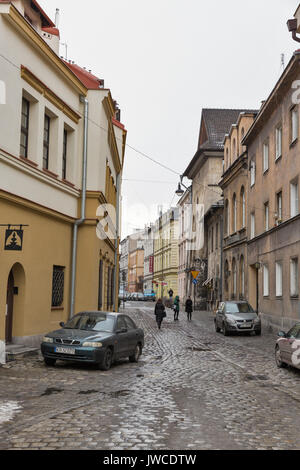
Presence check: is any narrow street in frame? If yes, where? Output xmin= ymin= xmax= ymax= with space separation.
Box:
xmin=1 ymin=303 xmax=300 ymax=450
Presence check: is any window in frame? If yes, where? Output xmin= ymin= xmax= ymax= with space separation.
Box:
xmin=276 ymin=262 xmax=283 ymax=297
xmin=290 ymin=258 xmax=299 ymax=297
xmin=263 ymin=265 xmax=269 ymax=297
xmin=250 ymin=213 xmax=255 ymax=239
xmin=250 ymin=160 xmax=256 ymax=187
xmin=124 ymin=316 xmax=136 ymax=330
xmin=232 ymin=258 xmax=237 ymax=299
xmin=276 ymin=191 xmax=283 ymax=224
xmin=52 ymin=266 xmax=65 ymax=307
xmin=240 ymin=256 xmax=245 ymax=298
xmin=264 ymin=202 xmax=269 ymax=231
xmin=291 ymin=106 xmax=299 ymax=143
xmin=20 ymin=98 xmax=30 ymax=158
xmin=263 ymin=142 xmax=269 ymax=173
xmin=232 ymin=194 xmax=237 ymax=232
xmin=43 ymin=115 xmax=50 ymax=170
xmin=211 ymin=227 xmax=214 ymax=252
xmin=290 ymin=180 xmax=299 ymax=218
xmin=62 ymin=128 xmax=67 ymax=180
xmin=241 ymin=187 xmax=246 ymax=228
xmin=225 ymin=200 xmax=229 ymax=236
xmin=98 ymin=260 xmax=103 ymax=310
xmin=233 ymin=138 xmax=236 ymax=160
xmin=215 ymin=223 xmax=219 ymax=250
xmin=275 ymin=126 xmax=282 ymax=160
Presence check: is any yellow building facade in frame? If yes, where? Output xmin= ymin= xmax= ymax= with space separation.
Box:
xmin=153 ymin=208 xmax=179 ymax=301
xmin=0 ymin=0 xmax=126 ymax=352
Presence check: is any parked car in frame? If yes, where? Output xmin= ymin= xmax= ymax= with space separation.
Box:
xmin=41 ymin=311 xmax=144 ymax=371
xmin=144 ymin=293 xmax=156 ymax=302
xmin=275 ymin=323 xmax=300 ymax=369
xmin=136 ymin=293 xmax=144 ymax=301
xmin=214 ymin=301 xmax=261 ymax=336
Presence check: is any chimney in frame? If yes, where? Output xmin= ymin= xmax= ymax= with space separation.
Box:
xmin=55 ymin=8 xmax=60 ymax=28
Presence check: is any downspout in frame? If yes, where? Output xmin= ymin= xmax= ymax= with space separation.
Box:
xmin=113 ymin=172 xmax=121 ymax=312
xmin=220 ymin=212 xmax=224 ymax=302
xmin=69 ymin=96 xmax=89 ymax=319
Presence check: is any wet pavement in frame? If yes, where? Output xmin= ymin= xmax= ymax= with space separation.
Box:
xmin=1 ymin=302 xmax=300 ymax=450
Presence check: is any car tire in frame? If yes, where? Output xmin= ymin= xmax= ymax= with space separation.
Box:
xmin=215 ymin=320 xmax=221 ymax=333
xmin=99 ymin=348 xmax=113 ymax=371
xmin=44 ymin=358 xmax=56 ymax=367
xmin=223 ymin=323 xmax=230 ymax=336
xmin=129 ymin=343 xmax=142 ymax=363
xmin=275 ymin=345 xmax=287 ymax=369
xmin=255 ymin=329 xmax=262 ymax=336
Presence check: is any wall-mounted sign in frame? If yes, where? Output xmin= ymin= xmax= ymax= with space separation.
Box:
xmin=1 ymin=225 xmax=28 ymax=252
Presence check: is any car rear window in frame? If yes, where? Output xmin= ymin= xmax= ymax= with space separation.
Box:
xmin=226 ymin=303 xmax=254 ymax=313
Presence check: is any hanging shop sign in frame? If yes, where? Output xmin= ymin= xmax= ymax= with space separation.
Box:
xmin=1 ymin=225 xmax=29 ymax=252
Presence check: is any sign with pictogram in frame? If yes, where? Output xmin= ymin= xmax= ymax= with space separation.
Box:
xmin=191 ymin=271 xmax=200 ymax=280
xmin=1 ymin=225 xmax=28 ymax=251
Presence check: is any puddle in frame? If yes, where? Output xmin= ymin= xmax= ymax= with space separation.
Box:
xmin=41 ymin=387 xmax=64 ymax=396
xmin=245 ymin=374 xmax=268 ymax=382
xmin=78 ymin=390 xmax=98 ymax=395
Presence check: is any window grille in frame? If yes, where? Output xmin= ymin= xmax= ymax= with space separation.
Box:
xmin=52 ymin=266 xmax=65 ymax=307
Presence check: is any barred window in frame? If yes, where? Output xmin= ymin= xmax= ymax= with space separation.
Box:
xmin=52 ymin=266 xmax=65 ymax=307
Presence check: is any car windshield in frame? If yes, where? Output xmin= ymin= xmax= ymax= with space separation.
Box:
xmin=226 ymin=303 xmax=254 ymax=314
xmin=64 ymin=313 xmax=115 ymax=332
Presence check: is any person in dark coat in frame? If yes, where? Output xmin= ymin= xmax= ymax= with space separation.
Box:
xmin=185 ymin=296 xmax=193 ymax=321
xmin=173 ymin=296 xmax=180 ymax=321
xmin=154 ymin=298 xmax=166 ymax=329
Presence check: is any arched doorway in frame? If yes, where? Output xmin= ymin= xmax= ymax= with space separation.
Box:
xmin=6 ymin=270 xmax=14 ymax=344
xmin=5 ymin=264 xmax=25 ymax=344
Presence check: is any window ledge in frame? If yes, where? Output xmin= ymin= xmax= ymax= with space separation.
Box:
xmin=43 ymin=168 xmax=58 ymax=179
xmin=19 ymin=156 xmax=38 ymax=168
xmin=51 ymin=306 xmax=64 ymax=311
xmin=275 ymin=155 xmax=282 ymax=163
xmin=290 ymin=138 xmax=298 ymax=149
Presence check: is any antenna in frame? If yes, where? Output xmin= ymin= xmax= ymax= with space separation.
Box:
xmin=60 ymin=42 xmax=68 ymax=60
xmin=280 ymin=53 xmax=285 ymax=72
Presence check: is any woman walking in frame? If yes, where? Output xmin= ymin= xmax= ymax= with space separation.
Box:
xmin=173 ymin=295 xmax=180 ymax=321
xmin=154 ymin=298 xmax=166 ymax=330
xmin=185 ymin=296 xmax=193 ymax=321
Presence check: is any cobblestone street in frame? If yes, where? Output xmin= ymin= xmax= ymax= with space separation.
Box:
xmin=1 ymin=303 xmax=300 ymax=450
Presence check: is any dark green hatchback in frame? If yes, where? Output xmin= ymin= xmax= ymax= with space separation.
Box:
xmin=41 ymin=311 xmax=144 ymax=370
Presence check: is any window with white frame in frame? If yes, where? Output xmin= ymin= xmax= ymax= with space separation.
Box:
xmin=290 ymin=180 xmax=299 ymax=218
xmin=264 ymin=202 xmax=269 ymax=231
xmin=241 ymin=187 xmax=246 ymax=228
xmin=232 ymin=194 xmax=237 ymax=233
xmin=291 ymin=106 xmax=299 ymax=143
xmin=276 ymin=262 xmax=283 ymax=297
xmin=263 ymin=141 xmax=269 ymax=173
xmin=250 ymin=212 xmax=255 ymax=239
xmin=263 ymin=264 xmax=269 ymax=297
xmin=290 ymin=258 xmax=299 ymax=297
xmin=275 ymin=126 xmax=282 ymax=160
xmin=250 ymin=160 xmax=256 ymax=187
xmin=276 ymin=191 xmax=283 ymax=224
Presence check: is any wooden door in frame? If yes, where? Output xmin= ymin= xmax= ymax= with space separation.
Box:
xmin=5 ymin=271 xmax=14 ymax=344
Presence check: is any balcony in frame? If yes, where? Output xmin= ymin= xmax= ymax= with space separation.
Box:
xmin=224 ymin=228 xmax=246 ymax=247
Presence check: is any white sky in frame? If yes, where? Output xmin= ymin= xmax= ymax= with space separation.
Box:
xmin=40 ymin=0 xmax=300 ymax=238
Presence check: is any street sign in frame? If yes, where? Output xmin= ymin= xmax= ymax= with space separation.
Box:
xmin=192 ymin=279 xmax=198 ymax=285
xmin=191 ymin=271 xmax=200 ymax=280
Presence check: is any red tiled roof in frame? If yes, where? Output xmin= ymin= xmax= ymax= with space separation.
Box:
xmin=64 ymin=61 xmax=104 ymax=90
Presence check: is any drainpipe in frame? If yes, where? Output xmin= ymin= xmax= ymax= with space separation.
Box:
xmin=69 ymin=96 xmax=89 ymax=319
xmin=220 ymin=213 xmax=224 ymax=302
xmin=113 ymin=172 xmax=121 ymax=312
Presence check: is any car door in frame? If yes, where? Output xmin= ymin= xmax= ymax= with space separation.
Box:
xmin=115 ymin=316 xmax=130 ymax=359
xmin=124 ymin=316 xmax=139 ymax=354
xmin=281 ymin=324 xmax=300 ymax=365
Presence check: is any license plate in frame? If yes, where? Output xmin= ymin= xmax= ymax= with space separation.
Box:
xmin=55 ymin=347 xmax=76 ymax=355
xmin=240 ymin=324 xmax=252 ymax=329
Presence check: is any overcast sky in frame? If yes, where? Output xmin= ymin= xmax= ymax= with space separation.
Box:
xmin=40 ymin=0 xmax=300 ymax=238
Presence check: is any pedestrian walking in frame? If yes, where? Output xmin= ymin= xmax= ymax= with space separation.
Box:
xmin=185 ymin=296 xmax=193 ymax=321
xmin=154 ymin=298 xmax=166 ymax=330
xmin=173 ymin=295 xmax=180 ymax=321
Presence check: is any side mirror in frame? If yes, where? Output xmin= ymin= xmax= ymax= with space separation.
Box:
xmin=117 ymin=327 xmax=127 ymax=334
xmin=278 ymin=331 xmax=286 ymax=338
xmin=60 ymin=322 xmax=65 ymax=328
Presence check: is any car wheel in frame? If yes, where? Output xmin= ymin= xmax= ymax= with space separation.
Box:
xmin=44 ymin=358 xmax=56 ymax=367
xmin=275 ymin=345 xmax=287 ymax=368
xmin=129 ymin=343 xmax=142 ymax=363
xmin=215 ymin=320 xmax=221 ymax=333
xmin=255 ymin=329 xmax=262 ymax=336
xmin=99 ymin=348 xmax=113 ymax=371
xmin=223 ymin=323 xmax=230 ymax=336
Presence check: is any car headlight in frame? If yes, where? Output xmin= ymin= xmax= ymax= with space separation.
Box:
xmin=226 ymin=317 xmax=236 ymax=326
xmin=43 ymin=337 xmax=53 ymax=343
xmin=82 ymin=342 xmax=103 ymax=348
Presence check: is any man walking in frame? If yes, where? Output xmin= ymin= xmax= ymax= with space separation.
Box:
xmin=173 ymin=295 xmax=180 ymax=321
xmin=185 ymin=296 xmax=193 ymax=321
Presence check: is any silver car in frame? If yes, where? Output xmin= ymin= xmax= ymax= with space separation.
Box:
xmin=275 ymin=323 xmax=300 ymax=369
xmin=215 ymin=301 xmax=261 ymax=336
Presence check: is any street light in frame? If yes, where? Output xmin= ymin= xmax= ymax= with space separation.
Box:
xmin=175 ymin=183 xmax=184 ymax=197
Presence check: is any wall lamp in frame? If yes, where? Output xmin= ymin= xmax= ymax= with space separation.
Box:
xmin=287 ymin=18 xmax=300 ymax=43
